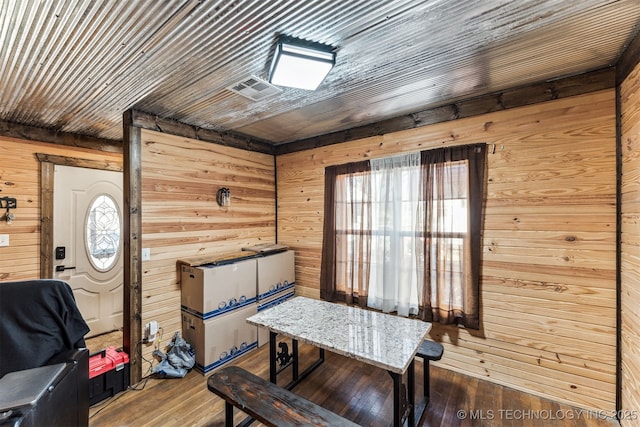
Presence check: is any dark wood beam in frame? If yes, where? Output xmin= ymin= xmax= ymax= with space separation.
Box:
xmin=0 ymin=119 xmax=122 ymax=153
xmin=275 ymin=67 xmax=616 ymax=155
xmin=35 ymin=153 xmax=123 ymax=172
xmin=39 ymin=161 xmax=54 ymax=280
xmin=129 ymin=110 xmax=274 ymax=155
xmin=617 ymin=26 xmax=640 ymax=84
xmin=123 ymin=110 xmax=143 ymax=385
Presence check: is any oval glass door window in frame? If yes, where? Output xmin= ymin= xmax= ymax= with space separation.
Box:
xmin=85 ymin=194 xmax=121 ymax=271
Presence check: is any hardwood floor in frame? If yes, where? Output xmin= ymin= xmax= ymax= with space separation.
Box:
xmin=89 ymin=340 xmax=619 ymax=427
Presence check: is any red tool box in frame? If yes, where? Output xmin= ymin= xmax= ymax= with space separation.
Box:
xmin=88 ymin=346 xmax=130 ymax=405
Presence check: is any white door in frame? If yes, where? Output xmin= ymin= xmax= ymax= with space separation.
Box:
xmin=53 ymin=165 xmax=123 ymax=338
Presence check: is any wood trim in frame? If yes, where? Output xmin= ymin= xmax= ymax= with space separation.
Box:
xmin=39 ymin=161 xmax=54 ymax=279
xmin=274 ymin=67 xmax=616 ymax=155
xmin=36 ymin=154 xmax=125 ymax=279
xmin=128 ymin=110 xmax=274 ymax=155
xmin=616 ymin=27 xmax=640 ymax=84
xmin=615 ymin=82 xmax=623 ymax=418
xmin=35 ymin=153 xmax=123 ymax=172
xmin=123 ymin=110 xmax=143 ymax=384
xmin=1 ymin=120 xmax=122 ymax=153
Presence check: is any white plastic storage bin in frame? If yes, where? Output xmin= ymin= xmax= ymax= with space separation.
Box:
xmin=257 ymin=250 xmax=295 ymax=302
xmin=181 ymin=304 xmax=258 ymax=374
xmin=181 ymin=258 xmax=257 ymax=320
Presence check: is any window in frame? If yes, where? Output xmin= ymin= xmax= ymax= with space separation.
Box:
xmin=85 ymin=194 xmax=121 ymax=271
xmin=321 ymin=144 xmax=486 ymax=328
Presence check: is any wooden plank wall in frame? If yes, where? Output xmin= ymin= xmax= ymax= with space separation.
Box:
xmin=277 ymin=90 xmax=617 ymax=412
xmin=139 ymin=129 xmax=276 ymax=363
xmin=0 ymin=136 xmax=122 ymax=281
xmin=620 ymin=60 xmax=640 ymax=424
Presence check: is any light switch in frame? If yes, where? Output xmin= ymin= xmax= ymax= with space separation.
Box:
xmin=141 ymin=248 xmax=151 ymax=261
xmin=0 ymin=235 xmax=9 ymax=247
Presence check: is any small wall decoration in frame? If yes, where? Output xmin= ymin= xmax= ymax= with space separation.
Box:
xmin=216 ymin=188 xmax=230 ymax=207
xmin=0 ymin=197 xmax=17 ymax=224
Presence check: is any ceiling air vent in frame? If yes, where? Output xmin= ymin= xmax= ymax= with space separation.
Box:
xmin=227 ymin=75 xmax=282 ymax=101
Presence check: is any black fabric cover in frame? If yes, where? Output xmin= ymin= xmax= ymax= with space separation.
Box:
xmin=0 ymin=279 xmax=90 ymax=377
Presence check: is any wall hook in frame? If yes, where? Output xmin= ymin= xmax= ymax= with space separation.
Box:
xmin=0 ymin=197 xmax=17 ymax=224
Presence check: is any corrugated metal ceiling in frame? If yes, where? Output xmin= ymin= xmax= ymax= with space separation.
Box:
xmin=1 ymin=0 xmax=639 ymax=146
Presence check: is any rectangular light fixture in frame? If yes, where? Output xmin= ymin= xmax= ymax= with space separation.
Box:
xmin=269 ymin=36 xmax=335 ymax=91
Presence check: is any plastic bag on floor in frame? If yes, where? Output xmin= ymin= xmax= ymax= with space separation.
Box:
xmin=152 ymin=331 xmax=195 ymax=378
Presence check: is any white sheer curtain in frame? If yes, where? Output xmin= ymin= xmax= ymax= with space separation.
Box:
xmin=334 ymin=170 xmax=371 ymax=302
xmin=367 ymin=152 xmax=421 ymax=317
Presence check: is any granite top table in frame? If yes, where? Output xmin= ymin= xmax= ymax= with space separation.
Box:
xmin=246 ymin=296 xmax=432 ymax=426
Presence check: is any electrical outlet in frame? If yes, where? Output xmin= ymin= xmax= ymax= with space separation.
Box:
xmin=0 ymin=235 xmax=8 ymax=247
xmin=144 ymin=320 xmax=159 ymax=343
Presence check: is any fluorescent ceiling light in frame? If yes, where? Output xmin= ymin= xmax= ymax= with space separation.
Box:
xmin=269 ymin=37 xmax=335 ymax=90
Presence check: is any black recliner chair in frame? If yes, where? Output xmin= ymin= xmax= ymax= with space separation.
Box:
xmin=0 ymin=280 xmax=90 ymax=427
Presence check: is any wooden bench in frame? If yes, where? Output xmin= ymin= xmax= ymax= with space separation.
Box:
xmin=415 ymin=340 xmax=444 ymax=400
xmin=207 ymin=365 xmax=360 ymax=427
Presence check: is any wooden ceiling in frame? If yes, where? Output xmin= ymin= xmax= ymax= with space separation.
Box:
xmin=1 ymin=0 xmax=639 ymax=152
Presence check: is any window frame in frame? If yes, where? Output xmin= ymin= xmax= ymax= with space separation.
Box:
xmin=321 ymin=143 xmax=486 ymax=329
